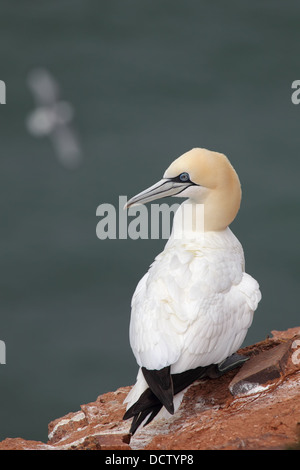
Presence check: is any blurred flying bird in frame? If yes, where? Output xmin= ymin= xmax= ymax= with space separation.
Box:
xmin=123 ymin=148 xmax=261 ymax=434
xmin=26 ymin=68 xmax=82 ymax=169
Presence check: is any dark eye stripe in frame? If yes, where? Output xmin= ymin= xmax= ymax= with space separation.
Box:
xmin=169 ymin=173 xmax=197 ymax=185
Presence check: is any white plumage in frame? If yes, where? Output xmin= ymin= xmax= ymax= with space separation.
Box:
xmin=123 ymin=148 xmax=261 ymax=430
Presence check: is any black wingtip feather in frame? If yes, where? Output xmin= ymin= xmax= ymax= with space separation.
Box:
xmin=142 ymin=366 xmax=174 ymax=415
xmin=123 ymin=388 xmax=161 ymax=421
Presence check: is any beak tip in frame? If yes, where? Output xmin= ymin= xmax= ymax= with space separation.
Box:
xmin=123 ymin=178 xmax=178 ymax=209
xmin=124 ymin=201 xmax=140 ymax=209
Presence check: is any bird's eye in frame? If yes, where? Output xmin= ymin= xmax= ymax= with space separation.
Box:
xmin=179 ymin=172 xmax=190 ymax=182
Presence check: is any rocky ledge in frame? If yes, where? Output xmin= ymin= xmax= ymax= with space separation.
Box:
xmin=1 ymin=327 xmax=300 ymax=451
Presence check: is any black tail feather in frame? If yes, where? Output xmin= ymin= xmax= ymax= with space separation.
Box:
xmin=123 ymin=387 xmax=160 ymax=421
xmin=142 ymin=366 xmax=174 ymax=415
xmin=129 ymin=410 xmax=151 ymax=435
xmin=129 ymin=404 xmax=162 ymax=434
xmin=172 ymin=364 xmax=213 ymax=393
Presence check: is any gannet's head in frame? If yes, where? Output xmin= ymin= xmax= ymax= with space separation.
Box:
xmin=125 ymin=148 xmax=242 ymax=231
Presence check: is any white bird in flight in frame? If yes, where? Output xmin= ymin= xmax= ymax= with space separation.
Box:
xmin=123 ymin=148 xmax=261 ymax=434
xmin=26 ymin=68 xmax=82 ymax=169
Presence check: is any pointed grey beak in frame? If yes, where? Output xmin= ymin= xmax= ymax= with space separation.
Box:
xmin=124 ymin=178 xmax=192 ymax=209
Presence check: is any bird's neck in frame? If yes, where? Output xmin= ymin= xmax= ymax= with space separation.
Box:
xmin=172 ymin=185 xmax=241 ymax=238
xmin=171 ymin=200 xmax=204 ymax=240
xmin=202 ymin=184 xmax=241 ymax=232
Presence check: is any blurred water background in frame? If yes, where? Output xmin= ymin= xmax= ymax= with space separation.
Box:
xmin=0 ymin=0 xmax=299 ymax=442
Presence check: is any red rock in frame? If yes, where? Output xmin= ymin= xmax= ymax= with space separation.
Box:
xmin=46 ymin=387 xmax=132 ymax=450
xmin=271 ymin=326 xmax=300 ymax=340
xmin=96 ymin=434 xmax=131 ymax=450
xmin=0 ymin=438 xmax=55 ymax=450
xmin=229 ymin=340 xmax=292 ymax=396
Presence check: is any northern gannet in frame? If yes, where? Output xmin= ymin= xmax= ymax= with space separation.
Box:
xmin=123 ymin=148 xmax=261 ymax=434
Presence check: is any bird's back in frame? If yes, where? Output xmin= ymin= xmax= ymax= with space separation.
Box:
xmin=129 ymin=228 xmax=261 ymax=373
